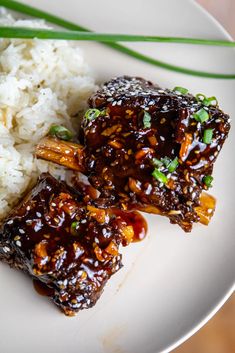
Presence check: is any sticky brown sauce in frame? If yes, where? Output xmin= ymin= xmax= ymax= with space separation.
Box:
xmin=71 ymin=178 xmax=98 ymax=201
xmin=33 ymin=279 xmax=54 ymax=297
xmin=72 ymin=179 xmax=148 ymax=242
xmin=113 ymin=210 xmax=148 ymax=243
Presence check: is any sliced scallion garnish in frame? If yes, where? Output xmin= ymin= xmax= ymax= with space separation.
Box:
xmin=152 ymin=158 xmax=163 ymax=167
xmin=49 ymin=125 xmax=73 ymax=141
xmin=173 ymin=86 xmax=189 ymax=95
xmin=203 ymin=129 xmax=213 ymax=144
xmin=85 ymin=108 xmax=101 ymax=121
xmin=71 ymin=221 xmax=79 ymax=235
xmin=143 ymin=111 xmax=151 ymax=128
xmin=160 ymin=157 xmax=171 ymax=167
xmin=195 ymin=93 xmax=207 ymax=102
xmin=196 ymin=94 xmax=218 ymax=107
xmin=1 ymin=0 xmax=235 ymax=79
xmin=152 ymin=168 xmax=168 ymax=184
xmin=193 ymin=108 xmax=209 ymax=123
xmin=167 ymin=157 xmax=179 ymax=173
xmin=203 ymin=175 xmax=213 ymax=188
xmin=203 ymin=96 xmax=218 ymax=107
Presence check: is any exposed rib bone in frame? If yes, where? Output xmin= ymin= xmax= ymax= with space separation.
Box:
xmin=36 ymin=137 xmax=216 ymax=226
xmin=35 ymin=137 xmax=85 ymax=172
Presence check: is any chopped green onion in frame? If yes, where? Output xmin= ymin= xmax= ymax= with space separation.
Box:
xmin=196 ymin=94 xmax=218 ymax=107
xmin=167 ymin=157 xmax=179 ymax=173
xmin=161 ymin=157 xmax=171 ymax=167
xmin=152 ymin=168 xmax=168 ymax=184
xmin=49 ymin=125 xmax=73 ymax=141
xmin=152 ymin=158 xmax=163 ymax=167
xmin=203 ymin=129 xmax=213 ymax=144
xmin=203 ymin=96 xmax=218 ymax=107
xmin=173 ymin=86 xmax=189 ymax=95
xmin=71 ymin=221 xmax=79 ymax=235
xmin=143 ymin=111 xmax=151 ymax=128
xmin=193 ymin=108 xmax=209 ymax=123
xmin=85 ymin=108 xmax=101 ymax=121
xmin=203 ymin=175 xmax=213 ymax=188
xmin=195 ymin=93 xmax=207 ymax=102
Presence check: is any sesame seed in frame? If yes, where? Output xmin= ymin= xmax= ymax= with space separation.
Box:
xmin=16 ymin=241 xmax=22 ymax=247
xmin=3 ymin=246 xmax=10 ymax=253
xmin=145 ymin=184 xmax=152 ymax=195
xmin=168 ymin=210 xmax=182 ymax=215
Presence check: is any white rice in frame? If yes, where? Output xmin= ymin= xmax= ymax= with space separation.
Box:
xmin=0 ymin=10 xmax=96 ymax=219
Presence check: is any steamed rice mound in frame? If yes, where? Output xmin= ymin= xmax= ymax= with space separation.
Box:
xmin=0 ymin=11 xmax=96 ymax=218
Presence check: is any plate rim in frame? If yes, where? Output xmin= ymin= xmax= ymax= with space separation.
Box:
xmin=0 ymin=1 xmax=234 ymax=353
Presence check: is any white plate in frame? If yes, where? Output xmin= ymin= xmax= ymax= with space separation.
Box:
xmin=0 ymin=1 xmax=234 ymax=353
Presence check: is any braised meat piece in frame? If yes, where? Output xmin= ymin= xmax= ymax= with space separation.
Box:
xmin=36 ymin=76 xmax=230 ymax=231
xmin=0 ymin=173 xmax=136 ymax=316
xmin=81 ymin=76 xmax=229 ymax=231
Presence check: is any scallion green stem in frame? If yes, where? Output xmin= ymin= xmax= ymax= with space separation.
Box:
xmin=1 ymin=0 xmax=235 ymax=79
xmin=0 ymin=26 xmax=235 ymax=46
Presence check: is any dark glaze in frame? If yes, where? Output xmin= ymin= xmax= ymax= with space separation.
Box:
xmin=71 ymin=178 xmax=148 ymax=243
xmin=0 ymin=173 xmax=142 ymax=316
xmin=71 ymin=177 xmax=99 ymax=203
xmin=81 ymin=76 xmax=230 ymax=231
xmin=33 ymin=279 xmax=54 ymax=297
xmin=112 ymin=210 xmax=147 ymax=243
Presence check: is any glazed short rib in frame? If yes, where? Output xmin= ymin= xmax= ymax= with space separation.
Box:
xmin=0 ymin=173 xmax=134 ymax=316
xmin=82 ymin=76 xmax=230 ymax=231
xmin=36 ymin=76 xmax=230 ymax=231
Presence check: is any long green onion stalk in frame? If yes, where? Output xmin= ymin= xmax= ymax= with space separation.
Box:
xmin=0 ymin=0 xmax=235 ymax=79
xmin=0 ymin=26 xmax=235 ymax=46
